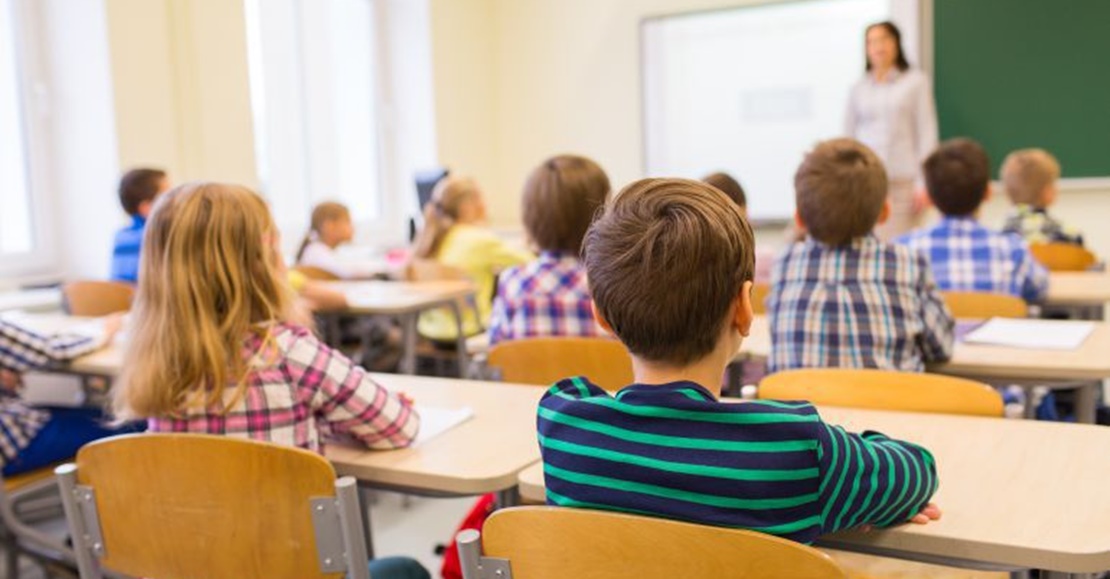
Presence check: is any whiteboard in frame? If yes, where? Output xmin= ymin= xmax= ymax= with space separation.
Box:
xmin=642 ymin=0 xmax=920 ymax=221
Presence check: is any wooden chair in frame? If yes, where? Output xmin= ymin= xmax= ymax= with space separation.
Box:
xmin=1029 ymin=242 xmax=1097 ymax=272
xmin=940 ymin=291 xmax=1028 ymax=319
xmin=457 ymin=506 xmax=846 ymax=579
xmin=293 ymin=264 xmax=342 ymax=281
xmin=487 ymin=337 xmax=633 ymax=391
xmin=0 ymin=464 xmax=75 ymax=578
xmin=61 ymin=281 xmax=134 ymax=316
xmin=751 ymin=282 xmax=770 ymax=315
xmin=56 ymin=433 xmax=370 ymax=579
xmin=759 ymin=368 xmax=1003 ymax=417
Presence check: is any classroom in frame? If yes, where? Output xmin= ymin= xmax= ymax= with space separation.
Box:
xmin=1 ymin=0 xmax=1108 ymax=578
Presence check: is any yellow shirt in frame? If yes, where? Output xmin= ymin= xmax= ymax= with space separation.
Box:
xmin=418 ymin=224 xmax=534 ymax=341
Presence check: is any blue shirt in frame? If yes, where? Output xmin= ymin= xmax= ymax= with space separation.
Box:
xmin=110 ymin=215 xmax=146 ymax=283
xmin=768 ymin=235 xmax=953 ymax=374
xmin=897 ymin=217 xmax=1049 ymax=303
xmin=537 ymin=377 xmax=939 ymax=544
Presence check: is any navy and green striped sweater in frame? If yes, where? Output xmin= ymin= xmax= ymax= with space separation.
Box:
xmin=537 ymin=377 xmax=938 ymax=544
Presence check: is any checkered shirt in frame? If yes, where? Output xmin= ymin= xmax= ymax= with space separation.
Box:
xmin=148 ymin=322 xmax=420 ymax=454
xmin=0 ymin=319 xmax=108 ymax=465
xmin=897 ymin=217 xmax=1049 ymax=303
xmin=768 ymin=235 xmax=954 ymax=373
xmin=488 ymin=251 xmax=603 ymax=345
xmin=1002 ymin=205 xmax=1084 ymax=247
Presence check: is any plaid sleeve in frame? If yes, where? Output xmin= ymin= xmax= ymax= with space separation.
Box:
xmin=0 ymin=320 xmax=105 ymax=373
xmin=914 ymin=254 xmax=954 ymax=363
xmin=816 ymin=421 xmax=939 ymax=534
xmin=285 ymin=329 xmax=420 ymax=449
xmin=1014 ymin=245 xmax=1050 ymax=303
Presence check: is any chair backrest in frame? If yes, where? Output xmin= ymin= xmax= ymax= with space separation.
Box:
xmin=56 ymin=434 xmax=368 ymax=579
xmin=759 ymin=368 xmax=1004 ymax=417
xmin=62 ymin=281 xmax=134 ymax=316
xmin=940 ymin=291 xmax=1028 ymax=319
xmin=458 ymin=506 xmax=845 ymax=579
xmin=751 ymin=282 xmax=770 ymax=315
xmin=1029 ymin=242 xmax=1097 ymax=272
xmin=404 ymin=258 xmax=470 ymax=282
xmin=487 ymin=337 xmax=633 ymax=391
xmin=293 ymin=265 xmax=342 ymax=281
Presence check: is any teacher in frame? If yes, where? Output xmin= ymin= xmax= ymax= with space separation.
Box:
xmin=845 ymin=21 xmax=938 ymax=240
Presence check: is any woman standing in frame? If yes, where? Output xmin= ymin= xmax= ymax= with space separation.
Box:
xmin=845 ymin=21 xmax=938 ymax=240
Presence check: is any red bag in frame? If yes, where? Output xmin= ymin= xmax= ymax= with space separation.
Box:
xmin=440 ymin=493 xmax=496 ymax=579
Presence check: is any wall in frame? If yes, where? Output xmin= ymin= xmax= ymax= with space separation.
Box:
xmin=427 ymin=0 xmax=1110 ymax=258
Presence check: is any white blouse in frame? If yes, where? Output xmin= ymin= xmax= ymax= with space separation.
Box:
xmin=297 ymin=240 xmax=379 ymax=279
xmin=844 ymin=68 xmax=938 ymax=182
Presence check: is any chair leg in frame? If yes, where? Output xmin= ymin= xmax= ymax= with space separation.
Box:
xmin=5 ymin=544 xmax=18 ymax=579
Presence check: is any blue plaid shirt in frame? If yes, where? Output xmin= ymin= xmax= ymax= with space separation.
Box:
xmin=488 ymin=251 xmax=602 ymax=345
xmin=768 ymin=235 xmax=954 ymax=373
xmin=897 ymin=217 xmax=1049 ymax=303
xmin=110 ymin=215 xmax=146 ymax=283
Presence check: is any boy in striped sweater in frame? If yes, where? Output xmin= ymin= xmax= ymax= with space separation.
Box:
xmin=536 ymin=177 xmax=941 ymax=544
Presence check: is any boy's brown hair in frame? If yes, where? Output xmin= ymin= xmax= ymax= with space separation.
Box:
xmin=702 ymin=172 xmax=747 ymax=209
xmin=923 ymin=138 xmax=991 ymax=217
xmin=795 ymin=139 xmax=888 ymax=246
xmin=583 ymin=178 xmax=754 ymax=366
xmin=1000 ymin=148 xmax=1060 ymax=207
xmin=119 ymin=168 xmax=167 ymax=216
xmin=522 ymin=155 xmax=610 ymax=254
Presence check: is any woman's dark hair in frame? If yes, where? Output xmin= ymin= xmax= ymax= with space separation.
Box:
xmin=865 ymin=21 xmax=910 ymax=72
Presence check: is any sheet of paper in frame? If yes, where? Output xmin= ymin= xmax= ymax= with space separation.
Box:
xmin=413 ymin=404 xmax=474 ymax=446
xmin=0 ymin=311 xmax=105 ymax=338
xmin=962 ymin=318 xmax=1095 ymax=351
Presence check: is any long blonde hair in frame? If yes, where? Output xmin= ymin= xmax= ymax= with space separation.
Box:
xmin=412 ymin=176 xmax=480 ymax=259
xmin=115 ymin=182 xmax=295 ymax=420
xmin=295 ymin=201 xmax=351 ymax=262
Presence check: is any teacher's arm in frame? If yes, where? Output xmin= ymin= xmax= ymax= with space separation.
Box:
xmin=843 ymin=84 xmax=859 ymax=137
xmin=915 ymin=74 xmax=939 ymax=164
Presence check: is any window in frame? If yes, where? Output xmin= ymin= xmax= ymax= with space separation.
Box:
xmin=0 ymin=0 xmax=38 ymax=264
xmin=245 ymin=0 xmax=387 ymax=248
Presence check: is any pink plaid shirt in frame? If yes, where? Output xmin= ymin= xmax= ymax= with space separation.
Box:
xmin=148 ymin=322 xmax=419 ymax=454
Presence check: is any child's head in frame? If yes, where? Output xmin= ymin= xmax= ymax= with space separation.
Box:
xmin=522 ymin=155 xmax=610 ymax=254
xmin=1001 ymin=148 xmax=1060 ymax=209
xmin=413 ymin=176 xmax=486 ymax=258
xmin=119 ymin=168 xmax=170 ymax=218
xmin=117 ymin=182 xmax=294 ymax=420
xmin=923 ymin=138 xmax=991 ymax=218
xmin=584 ymin=178 xmax=755 ymax=368
xmin=701 ymin=172 xmax=747 ymax=213
xmin=296 ymin=202 xmax=352 ymax=261
xmin=794 ymin=138 xmax=889 ymax=246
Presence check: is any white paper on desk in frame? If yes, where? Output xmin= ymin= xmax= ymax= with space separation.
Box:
xmin=962 ymin=318 xmax=1095 ymax=350
xmin=413 ymin=405 xmax=474 ymax=446
xmin=0 ymin=311 xmax=106 ymax=338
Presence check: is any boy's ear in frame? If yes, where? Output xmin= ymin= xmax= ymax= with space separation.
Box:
xmin=983 ymin=182 xmax=993 ymax=203
xmin=734 ymin=281 xmax=754 ymax=338
xmin=876 ymin=198 xmax=892 ymax=225
xmin=793 ymin=210 xmax=806 ymax=232
xmin=591 ymin=301 xmax=616 ymax=337
xmin=137 ymin=200 xmax=154 ymax=218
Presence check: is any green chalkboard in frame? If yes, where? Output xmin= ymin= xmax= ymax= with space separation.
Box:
xmin=934 ymin=0 xmax=1110 ymax=178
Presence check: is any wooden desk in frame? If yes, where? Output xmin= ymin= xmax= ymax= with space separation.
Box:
xmin=326 ymin=374 xmax=543 ymax=498
xmin=0 ymin=288 xmax=62 ymax=313
xmin=740 ymin=315 xmax=1110 ymax=423
xmin=517 ymin=407 xmax=1110 ymax=574
xmin=321 ymin=280 xmax=477 ymax=375
xmin=1046 ymin=272 xmax=1110 ymax=319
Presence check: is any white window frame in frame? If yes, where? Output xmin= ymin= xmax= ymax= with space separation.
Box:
xmin=0 ymin=0 xmax=58 ymax=280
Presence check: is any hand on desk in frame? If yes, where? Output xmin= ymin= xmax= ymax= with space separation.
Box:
xmin=102 ymin=313 xmax=124 ymax=342
xmin=857 ymin=503 xmax=942 ymax=532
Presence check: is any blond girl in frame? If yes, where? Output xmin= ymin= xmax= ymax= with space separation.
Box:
xmin=115 ymin=183 xmax=419 ymax=452
xmin=412 ymin=177 xmax=533 ymax=340
xmin=295 ymin=201 xmax=380 ymax=279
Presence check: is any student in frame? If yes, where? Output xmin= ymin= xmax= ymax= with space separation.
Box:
xmin=0 ymin=315 xmax=138 ymax=476
xmin=113 ymin=183 xmax=427 ymax=579
xmin=488 ymin=155 xmax=608 ymax=345
xmin=898 ymin=138 xmax=1049 ymax=303
xmin=1000 ymin=148 xmax=1083 ymax=246
xmin=412 ymin=176 xmax=533 ymax=341
xmin=702 ymin=171 xmax=776 ymax=284
xmin=768 ymin=139 xmax=953 ymax=373
xmin=111 ymin=168 xmax=170 ymax=283
xmin=296 ymin=201 xmax=380 ymax=279
xmin=537 ymin=177 xmax=940 ymax=544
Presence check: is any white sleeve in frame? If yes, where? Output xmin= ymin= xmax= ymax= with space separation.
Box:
xmin=844 ymin=83 xmax=860 ymax=137
xmin=914 ymin=72 xmax=939 ymax=166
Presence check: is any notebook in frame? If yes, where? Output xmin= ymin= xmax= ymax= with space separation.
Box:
xmin=961 ymin=318 xmax=1095 ymax=351
xmin=412 ymin=404 xmax=474 ymax=446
